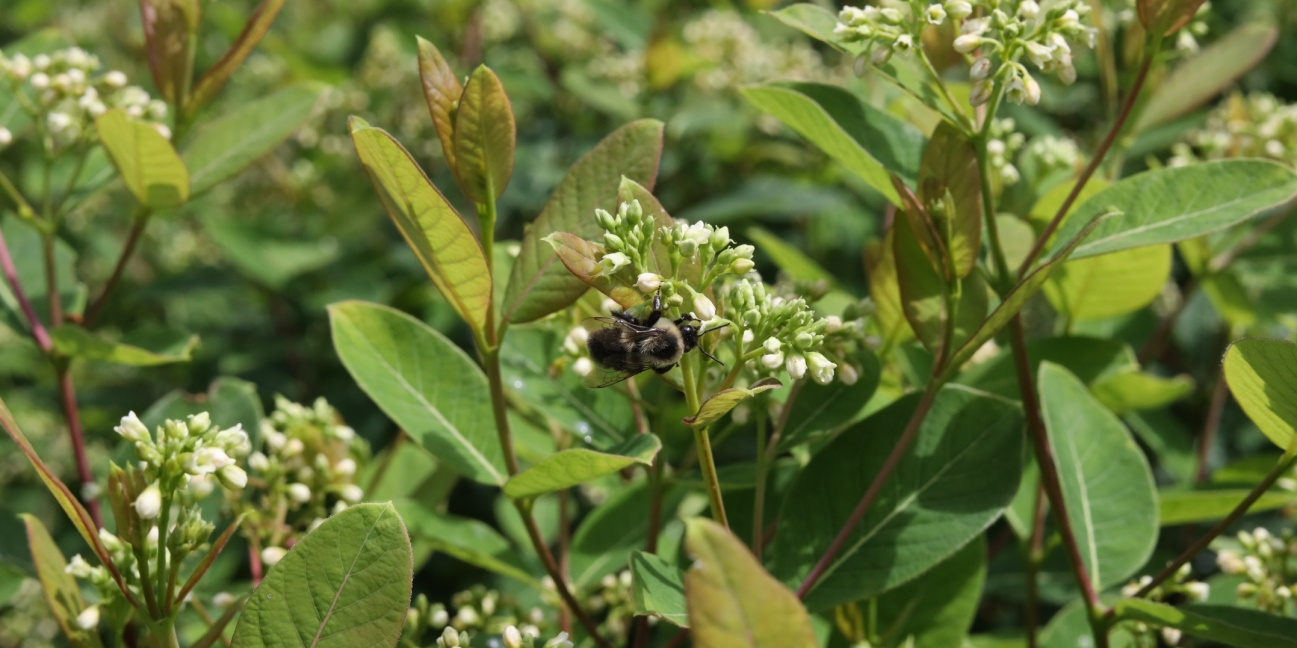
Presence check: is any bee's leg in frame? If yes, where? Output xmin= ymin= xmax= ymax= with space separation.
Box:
xmin=653 ymin=365 xmax=673 ymax=374
xmin=673 ymin=311 xmax=698 ymax=326
xmin=643 ymin=291 xmax=663 ymax=327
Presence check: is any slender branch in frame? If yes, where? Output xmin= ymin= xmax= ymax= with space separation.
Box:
xmin=1017 ymin=53 xmax=1154 ymax=276
xmin=1135 ymin=451 xmax=1297 ymax=598
xmin=1025 ymin=480 xmax=1047 ymax=648
xmin=0 ymin=169 xmax=40 ymax=221
xmin=557 ymin=487 xmax=572 ymax=635
xmin=484 ymin=347 xmax=521 ymax=476
xmin=57 ymin=368 xmax=103 ymax=528
xmin=518 ymin=504 xmax=612 ymax=648
xmin=795 ymin=380 xmax=941 ymax=599
xmin=1197 ymin=367 xmax=1229 ymax=484
xmin=53 ymin=147 xmax=91 ymax=217
xmin=248 ymin=536 xmax=264 ymax=587
xmin=42 ymin=232 xmax=63 ymax=326
xmin=0 ymin=225 xmax=53 ymax=352
xmin=85 ymin=208 xmax=152 ymax=327
xmin=681 ymin=351 xmax=728 ymax=527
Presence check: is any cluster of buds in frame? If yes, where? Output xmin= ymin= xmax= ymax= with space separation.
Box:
xmin=1119 ymin=564 xmax=1211 ymax=646
xmin=1169 ymin=93 xmax=1297 ymax=168
xmin=681 ymin=10 xmax=843 ymax=94
xmin=984 ymin=117 xmax=1026 ymax=186
xmin=835 ymin=1 xmax=976 ymax=66
xmin=234 ymin=396 xmax=369 ymax=567
xmin=1217 ymin=528 xmax=1296 ymax=615
xmin=1022 ymin=134 xmax=1081 ymax=180
xmin=593 ymin=199 xmax=659 ymax=280
xmin=115 ymin=411 xmax=251 ymax=499
xmin=0 ymin=46 xmax=168 ymax=150
xmin=723 ymin=278 xmax=838 ymax=385
xmin=587 ymin=570 xmax=638 ymax=641
xmin=405 ymin=587 xmax=559 ymax=648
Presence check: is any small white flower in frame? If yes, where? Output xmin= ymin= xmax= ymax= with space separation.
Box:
xmin=66 ymin=68 xmax=86 ymax=85
xmin=185 ymin=446 xmax=231 ymax=475
xmin=824 ymin=315 xmax=843 ymax=334
xmin=341 ymin=484 xmax=364 ymax=503
xmin=970 ymin=80 xmax=994 ymax=106
xmin=595 ymin=251 xmax=631 ymax=276
xmin=741 ymin=329 xmax=754 ymax=345
xmin=1023 ymin=74 xmax=1042 ymax=105
xmin=189 ymin=473 xmax=216 ymax=498
xmin=285 ymin=438 xmax=305 ymax=456
xmin=953 ymin=34 xmax=981 ymax=54
xmin=65 ymin=554 xmax=95 ymax=578
xmin=1185 ymin=581 xmax=1210 ymax=602
xmin=926 ymin=4 xmax=947 ymax=25
xmin=1216 ymin=549 xmax=1245 ymax=574
xmin=1005 ymin=76 xmax=1028 ymax=104
xmin=894 ymin=33 xmax=914 ymax=51
xmin=969 ymin=57 xmax=992 ymax=81
xmin=761 ymin=352 xmax=785 ymax=370
xmin=0 ymin=127 xmax=11 ymax=146
xmin=870 ymin=46 xmax=892 ymax=66
xmin=786 ymin=355 xmax=807 ymax=380
xmin=544 ymin=632 xmax=574 ymax=648
xmin=1265 ymin=139 xmax=1285 ymax=157
xmin=431 ymin=607 xmax=450 ymax=627
xmin=217 ymin=465 xmax=247 ymax=490
xmin=839 ymin=363 xmax=859 ymax=385
xmin=806 ymin=352 xmax=837 ymax=385
xmin=944 ymin=0 xmax=972 ymax=20
xmin=115 ymin=412 xmax=151 ymax=444
xmin=1019 ymin=1 xmax=1040 ymax=20
xmin=248 ymin=452 xmax=270 ymax=472
xmin=441 ymin=627 xmax=462 ymax=647
xmin=261 ymin=546 xmax=287 ymax=567
xmin=334 ymin=425 xmax=355 ymax=442
xmin=693 ymin=294 xmax=716 ymax=321
xmin=153 ymin=123 xmax=172 ymax=140
xmin=104 ymin=70 xmax=127 ymax=88
xmin=573 ymin=356 xmax=594 ymax=377
xmin=265 ymin=429 xmax=287 ymax=451
xmin=29 ymin=71 xmax=50 ymax=89
xmin=288 ymin=483 xmax=312 ymax=503
xmin=215 ymin=425 xmax=251 ymax=457
xmin=213 ymin=592 xmax=236 ymax=609
xmin=1243 ymin=555 xmax=1265 ymax=581
xmin=1057 ymin=9 xmax=1080 ymax=29
xmin=135 ymin=484 xmax=162 ymax=519
xmin=76 ymin=605 xmax=99 ymax=630
xmin=1161 ymin=627 xmax=1182 ymax=646
xmin=961 ymin=17 xmax=989 ymax=35
xmin=1058 ymin=63 xmax=1078 ymax=85
xmin=1025 ymin=41 xmax=1055 ymax=68
xmin=503 ymin=625 xmax=524 ymax=648
xmin=635 ymin=272 xmax=662 ymax=293
xmin=32 ymin=54 xmax=50 ymax=70
xmin=8 ymin=55 xmax=31 ymax=79
xmin=335 ymin=458 xmax=357 ymax=477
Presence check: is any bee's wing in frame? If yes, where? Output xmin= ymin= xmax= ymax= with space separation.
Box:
xmin=583 ymin=316 xmax=635 ymax=333
xmin=582 ymin=364 xmax=645 ymax=389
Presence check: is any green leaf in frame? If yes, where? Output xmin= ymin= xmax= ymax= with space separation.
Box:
xmin=542 ymin=232 xmax=642 ymax=309
xmin=504 ymin=435 xmax=661 ymax=499
xmin=349 ymin=117 xmax=492 ymax=331
xmin=893 ymin=208 xmax=948 ymax=352
xmin=741 ymin=82 xmax=924 ymax=205
xmin=1050 ymin=160 xmax=1297 ymax=260
xmin=684 ymin=377 xmax=782 ymax=429
xmin=416 ymin=36 xmax=463 ymax=175
xmin=772 ymin=385 xmax=1024 ymax=611
xmin=140 ymin=0 xmax=199 ymax=107
xmin=631 ymin=550 xmax=688 ymax=627
xmin=684 ymin=518 xmax=818 ymax=647
xmin=1113 ymin=599 xmax=1297 ymax=648
xmin=875 ymin=536 xmax=985 ymax=648
xmin=570 ymin=482 xmax=685 ymax=589
xmin=141 ymin=377 xmax=264 ymax=442
xmin=865 ymin=230 xmax=915 ymax=346
xmin=328 ymin=300 xmax=507 ymax=485
xmin=51 ymin=326 xmax=198 ymax=366
xmin=918 ymin=122 xmax=982 ymax=279
xmin=1224 ymin=338 xmax=1297 ymax=453
xmin=1126 ymin=409 xmax=1197 ymax=485
xmin=1038 ymin=362 xmax=1158 ymax=590
xmin=766 ymin=4 xmax=865 ymax=55
xmin=503 ymin=120 xmax=663 ymax=323
xmin=1090 ymin=371 xmax=1195 ymax=415
xmin=95 ymin=109 xmax=189 ymax=208
xmin=452 ymin=66 xmax=516 ymax=204
xmin=393 ymin=500 xmax=538 ymax=587
xmin=1137 ymin=0 xmax=1209 ymax=35
xmin=230 ymin=503 xmax=412 ymax=648
xmin=957 ymin=336 xmax=1137 ymax=400
xmin=1137 ymin=23 xmax=1278 ymax=131
xmin=184 ymin=82 xmax=325 ymax=196
xmin=1041 ymin=598 xmax=1138 ymax=648
xmin=201 ymin=214 xmax=339 ymax=289
xmin=1158 ymin=488 xmax=1297 ymax=526
xmin=21 ymin=514 xmax=103 ymax=648
xmin=1043 ymin=245 xmax=1172 ymax=321
xmin=187 ymin=0 xmax=286 ymax=115
xmin=747 ymin=226 xmax=834 ymax=284
xmin=779 ymin=350 xmax=881 ymax=450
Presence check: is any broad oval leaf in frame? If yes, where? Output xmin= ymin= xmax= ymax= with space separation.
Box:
xmin=1051 ymin=160 xmax=1297 ymax=260
xmin=350 ymin=118 xmax=492 ymax=331
xmin=96 ymin=109 xmax=189 ymax=208
xmin=328 ymin=300 xmax=507 ymax=485
xmin=1043 ymin=244 xmax=1172 ymax=321
xmin=918 ymin=122 xmax=982 ymax=279
xmin=186 ymin=0 xmax=286 ymax=115
xmin=503 ymin=119 xmax=663 ymax=323
xmin=1039 ymin=362 xmax=1158 ymax=590
xmin=184 ymin=83 xmax=326 ymax=196
xmin=230 ymin=502 xmax=412 ymax=648
xmin=631 ymin=550 xmax=688 ymax=627
xmin=779 ymin=350 xmax=881 ymax=450
xmin=893 ymin=209 xmax=947 ymax=352
xmin=685 ymin=377 xmax=782 ymax=429
xmin=504 ymin=434 xmax=661 ymax=499
xmin=1137 ymin=22 xmax=1278 ymax=131
xmin=772 ymin=385 xmax=1024 ymax=611
xmin=453 ymin=66 xmax=516 ymax=204
xmin=1158 ymin=488 xmax=1297 ymax=526
xmin=1223 ymin=338 xmax=1297 ymax=453
xmin=51 ymin=326 xmax=198 ymax=366
xmin=685 ymin=518 xmax=817 ymax=648
xmin=1113 ymin=599 xmax=1297 ymax=648
xmin=741 ymin=82 xmax=924 ymax=205
xmin=21 ymin=514 xmax=103 ymax=648
xmin=874 ymin=536 xmax=985 ymax=648
xmin=393 ymin=500 xmax=537 ymax=586
xmin=542 ymin=232 xmax=642 ymax=309
xmin=416 ymin=36 xmax=463 ymax=179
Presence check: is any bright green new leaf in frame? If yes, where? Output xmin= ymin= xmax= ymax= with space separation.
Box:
xmin=328 ymin=301 xmax=507 ymax=485
xmin=918 ymin=122 xmax=982 ymax=279
xmin=1043 ymin=245 xmax=1172 ymax=321
xmin=685 ymin=518 xmax=817 ymax=647
xmin=1223 ymin=338 xmax=1297 ymax=453
xmin=1113 ymin=599 xmax=1297 ymax=648
xmin=875 ymin=536 xmax=985 ymax=648
xmin=142 ymin=377 xmax=264 ymax=442
xmin=51 ymin=326 xmax=198 ymax=366
xmin=96 ymin=109 xmax=189 ymax=208
xmin=184 ymin=83 xmax=326 ymax=196
xmin=417 ymin=36 xmax=463 ymax=175
xmin=1090 ymin=371 xmax=1195 ymax=415
xmin=1158 ymin=489 xmax=1297 ymax=526
xmin=21 ymin=514 xmax=103 ymax=648
xmin=349 ymin=118 xmax=492 ymax=331
xmin=1051 ymin=160 xmax=1297 ymax=260
xmin=1137 ymin=23 xmax=1278 ymax=131
xmin=140 ymin=0 xmax=199 ymax=107
xmin=453 ymin=66 xmax=516 ymax=204
xmin=230 ymin=503 xmax=412 ymax=648
xmin=772 ymin=385 xmax=1023 ymax=611
xmin=747 ymin=226 xmax=834 ymax=284
xmin=394 ymin=500 xmax=538 ymax=587
xmin=187 ymin=0 xmax=287 ymax=115
xmin=504 ymin=434 xmax=661 ymax=499
xmin=779 ymin=350 xmax=881 ymax=450
xmin=503 ymin=119 xmax=663 ymax=323
xmin=741 ymin=82 xmax=924 ymax=205
xmin=685 ymin=377 xmax=782 ymax=429
xmin=631 ymin=550 xmax=688 ymax=627
xmin=542 ymin=232 xmax=641 ymax=309
xmin=1039 ymin=362 xmax=1158 ymax=590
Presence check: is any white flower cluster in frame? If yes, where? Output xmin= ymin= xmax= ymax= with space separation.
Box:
xmin=1169 ymin=92 xmax=1297 ymax=168
xmin=1217 ymin=527 xmax=1297 ymax=615
xmin=0 ymin=46 xmax=169 ymax=149
xmin=1118 ymin=563 xmax=1210 ymax=646
xmin=114 ymin=411 xmax=251 ymax=501
xmin=984 ymin=117 xmax=1026 ymax=185
xmin=586 ymin=569 xmax=638 ymax=640
xmin=413 ymin=586 xmax=550 ymax=647
xmin=1022 ymin=133 xmax=1081 ymax=178
xmin=724 ymin=279 xmax=840 ymax=385
xmin=683 ymin=10 xmax=845 ymax=94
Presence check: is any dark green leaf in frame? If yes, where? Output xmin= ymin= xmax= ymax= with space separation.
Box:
xmin=1113 ymin=600 xmax=1297 ymax=648
xmin=875 ymin=536 xmax=985 ymax=648
xmin=51 ymin=326 xmax=197 ymax=366
xmin=746 ymin=226 xmax=834 ymax=284
xmin=141 ymin=377 xmax=263 ymax=443
xmin=631 ymin=550 xmax=688 ymax=627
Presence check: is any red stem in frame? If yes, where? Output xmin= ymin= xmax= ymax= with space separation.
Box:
xmin=85 ymin=210 xmax=150 ymax=327
xmin=1025 ymin=481 xmax=1047 ymax=648
xmin=1197 ymin=368 xmax=1228 ymax=484
xmin=57 ymin=368 xmax=102 ymax=528
xmin=0 ymin=226 xmax=53 ymax=352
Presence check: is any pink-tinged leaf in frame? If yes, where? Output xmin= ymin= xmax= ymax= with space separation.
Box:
xmin=21 ymin=514 xmax=104 ymax=648
xmin=918 ymin=122 xmax=982 ymax=279
xmin=453 ymin=66 xmax=516 ymax=205
xmin=542 ymin=232 xmax=641 ymax=309
xmin=140 ymin=0 xmax=200 ymax=107
xmin=890 ymin=174 xmax=948 ymax=279
xmin=1137 ymin=0 xmax=1208 ymax=35
xmin=892 ymin=210 xmax=946 ymax=356
xmin=186 ymin=0 xmax=285 ymax=116
xmin=417 ymin=36 xmax=463 ymax=178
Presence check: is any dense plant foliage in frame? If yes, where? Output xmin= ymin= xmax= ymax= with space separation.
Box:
xmin=3 ymin=0 xmax=1297 ymax=647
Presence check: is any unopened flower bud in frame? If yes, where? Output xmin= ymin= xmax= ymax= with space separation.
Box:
xmin=503 ymin=625 xmax=523 ymax=648
xmin=693 ymin=295 xmax=716 ymax=321
xmin=335 ymin=457 xmax=357 ymax=477
xmin=135 ymin=484 xmax=162 ymax=519
xmin=953 ymin=34 xmax=981 ymax=53
xmin=970 ymin=80 xmax=994 ymax=106
xmin=970 ymin=58 xmax=992 ymax=81
xmin=763 ymin=337 xmax=782 ymax=354
xmin=187 ymin=412 xmax=212 ymax=435
xmin=0 ymin=127 xmax=11 ymax=147
xmin=945 ymin=0 xmax=972 ymax=19
xmin=285 ymin=438 xmax=305 ymax=456
xmin=65 ymin=554 xmax=95 ymax=578
xmin=761 ymin=352 xmax=785 ymax=370
xmin=545 ymin=633 xmax=574 ymax=648
xmin=1023 ymin=74 xmax=1042 ymax=105
xmin=1161 ymin=627 xmax=1182 ymax=646
xmin=248 ymin=451 xmax=270 ymax=472
xmin=871 ymin=46 xmax=892 ymax=66
xmin=76 ymin=605 xmax=99 ymax=630
xmin=1057 ymin=9 xmax=1080 ymax=29
xmin=115 ymin=412 xmax=151 ymax=444
xmin=213 ymin=592 xmax=236 ymax=609
xmin=807 ymin=352 xmax=837 ymax=385
xmin=1019 ymin=1 xmax=1040 ymax=20
xmin=288 ymin=483 xmax=312 ymax=503
xmin=217 ymin=465 xmax=247 ymax=490
xmin=729 ymin=258 xmax=755 ymax=274
xmin=261 ymin=546 xmax=287 ymax=567
xmin=341 ymin=485 xmax=364 ymax=503
xmin=637 ymin=273 xmax=661 ymax=293
xmin=839 ymin=363 xmax=859 ymax=385
xmin=786 ymin=355 xmax=807 ymax=380
xmin=104 ymin=70 xmax=127 ymax=87
xmin=1185 ymin=581 xmax=1209 ymax=602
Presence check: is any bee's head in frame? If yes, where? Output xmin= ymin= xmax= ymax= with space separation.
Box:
xmin=679 ymin=323 xmax=700 ymax=351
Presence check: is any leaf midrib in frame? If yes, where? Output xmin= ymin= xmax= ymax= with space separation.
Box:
xmin=307 ymin=507 xmax=386 ymax=648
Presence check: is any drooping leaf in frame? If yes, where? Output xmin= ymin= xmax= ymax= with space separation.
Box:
xmin=631 ymin=550 xmax=688 ymax=627
xmin=1113 ymin=599 xmax=1297 ymax=648
xmin=918 ymin=122 xmax=982 ymax=279
xmin=328 ymin=301 xmax=507 ymax=485
xmin=541 ymin=232 xmax=641 ymax=309
xmin=21 ymin=514 xmax=103 ymax=648
xmin=1039 ymin=362 xmax=1158 ymax=590
xmin=685 ymin=518 xmax=817 ymax=647
xmin=685 ymin=378 xmax=782 ymax=429
xmin=141 ymin=377 xmax=263 ymax=442
xmin=230 ymin=503 xmax=413 ymax=648
xmin=1090 ymin=371 xmax=1195 ymax=415
xmin=51 ymin=326 xmax=198 ymax=366
xmin=349 ymin=117 xmax=492 ymax=331
xmin=1049 ymin=160 xmax=1297 ymax=260
xmin=1137 ymin=0 xmax=1210 ymax=35
xmin=417 ymin=36 xmax=463 ymax=177
xmin=184 ymin=83 xmax=326 ymax=196
xmin=747 ymin=226 xmax=834 ymax=284
xmin=187 ymin=0 xmax=286 ymax=115
xmin=452 ymin=66 xmax=516 ymax=205
xmin=393 ymin=500 xmax=537 ymax=587
xmin=140 ymin=0 xmax=199 ymax=107
xmin=1223 ymin=338 xmax=1297 ymax=453
xmin=772 ymin=385 xmax=1024 ymax=611
xmin=503 ymin=120 xmax=663 ymax=323
xmin=779 ymin=350 xmax=881 ymax=450
xmin=504 ymin=435 xmax=661 ymax=499
xmin=96 ymin=109 xmax=190 ymax=208
xmin=1043 ymin=245 xmax=1172 ymax=321
xmin=1137 ymin=22 xmax=1278 ymax=131
xmin=1158 ymin=488 xmax=1297 ymax=526
xmin=874 ymin=536 xmax=985 ymax=648
xmin=741 ymin=82 xmax=925 ymax=205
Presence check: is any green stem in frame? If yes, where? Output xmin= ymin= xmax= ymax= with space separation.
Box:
xmin=0 ymin=169 xmax=40 ymax=222
xmin=134 ymin=533 xmax=163 ymax=620
xmin=155 ymin=493 xmax=173 ymax=616
xmin=681 ymin=351 xmax=728 ymax=527
xmin=752 ymin=393 xmax=770 ymax=557
xmin=917 ymin=50 xmax=973 ymax=132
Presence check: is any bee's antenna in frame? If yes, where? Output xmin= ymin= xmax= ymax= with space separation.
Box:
xmin=700 ymin=322 xmax=729 ymax=337
xmin=699 ymin=347 xmax=725 ymax=366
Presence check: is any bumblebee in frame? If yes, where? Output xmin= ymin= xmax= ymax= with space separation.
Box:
xmin=583 ymin=292 xmax=726 ymax=388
